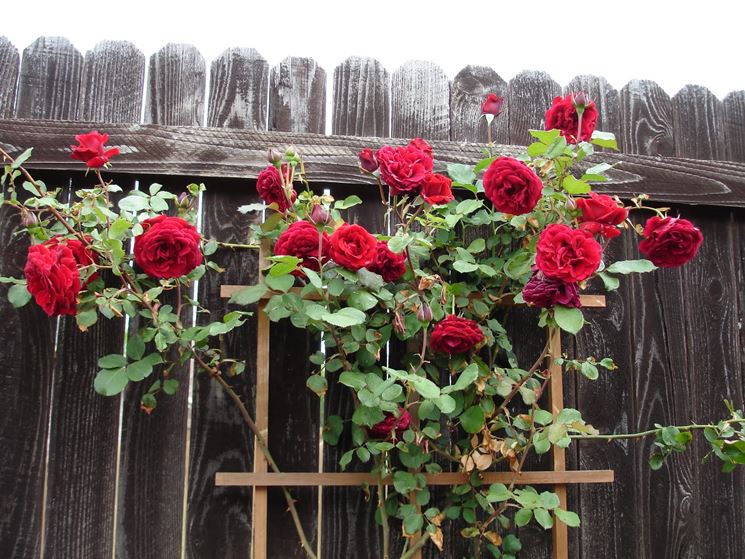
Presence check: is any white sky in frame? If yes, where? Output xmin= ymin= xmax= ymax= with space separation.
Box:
xmin=4 ymin=0 xmax=744 ymax=99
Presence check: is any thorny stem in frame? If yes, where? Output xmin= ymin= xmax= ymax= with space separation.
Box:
xmin=399 ymin=532 xmax=431 ymax=559
xmin=376 ymin=458 xmax=391 ymax=559
xmin=216 ymin=241 xmax=260 ymax=250
xmin=570 ymin=419 xmax=745 ymax=441
xmin=95 ymin=169 xmax=111 ymax=228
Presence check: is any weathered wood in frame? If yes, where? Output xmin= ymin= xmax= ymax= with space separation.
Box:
xmin=15 ymin=36 xmax=82 ymax=120
xmin=723 ymin=91 xmax=745 ymax=162
xmin=80 ymin=41 xmax=145 ymax=123
xmin=672 ymin=85 xmax=725 ymax=160
xmin=507 ymin=70 xmax=561 ymax=146
xmin=6 ymin=120 xmax=745 ymax=207
xmin=144 ymin=44 xmax=206 ymax=126
xmin=391 ymin=61 xmax=450 ymax=140
xmin=0 ymin=37 xmax=19 ymax=118
xmin=619 ymin=80 xmax=675 ymax=156
xmin=332 ymin=57 xmax=389 ymax=137
xmin=564 ymin=75 xmax=620 ymax=144
xmin=269 ymin=57 xmax=326 ymax=134
xmin=208 ymin=48 xmax=269 ymax=130
xmin=450 ymin=65 xmax=508 ymax=143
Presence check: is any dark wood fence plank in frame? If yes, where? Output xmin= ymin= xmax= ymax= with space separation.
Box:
xmin=15 ymin=36 xmax=82 ymax=120
xmin=208 ymin=48 xmax=269 ymax=130
xmin=672 ymin=85 xmax=726 ymax=160
xmin=80 ymin=40 xmax=145 ymax=123
xmin=723 ymin=91 xmax=745 ymax=162
xmin=144 ymin=44 xmax=206 ymax=126
xmin=564 ymin=75 xmax=620 ymax=144
xmin=391 ymin=61 xmax=450 ymax=140
xmin=507 ymin=70 xmax=561 ymax=146
xmin=450 ymin=65 xmax=508 ymax=143
xmin=0 ymin=37 xmax=19 ymax=118
xmin=619 ymin=80 xmax=674 ymax=156
xmin=269 ymin=57 xmax=326 ymax=134
xmin=332 ymin=56 xmax=389 ymax=137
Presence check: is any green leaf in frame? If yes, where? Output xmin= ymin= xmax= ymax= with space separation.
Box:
xmin=393 ymin=471 xmax=418 ymax=494
xmin=487 ymin=483 xmax=511 ymax=502
xmin=98 ymin=354 xmax=127 ymax=369
xmin=265 ymin=273 xmax=294 ymax=293
xmin=348 ymin=290 xmax=378 ymax=311
xmin=460 ymin=405 xmax=485 ymax=434
xmin=555 ymin=508 xmax=581 ymax=527
xmin=545 ymin=136 xmax=568 ymax=159
xmin=229 ymin=284 xmax=268 ymax=305
xmin=606 ymin=259 xmax=657 ymax=275
xmin=403 ymin=513 xmax=424 ymax=535
xmin=554 ymin=305 xmax=584 ymax=334
xmin=529 ymin=129 xmax=561 ymax=144
xmin=514 ymin=508 xmax=532 ymax=527
xmin=323 ymin=307 xmax=366 ymax=327
xmin=118 ymin=195 xmax=150 ymax=213
xmin=598 ymin=271 xmax=620 ymax=291
xmin=126 ymin=334 xmax=146 ymax=361
xmin=453 ymin=260 xmax=479 ymax=273
xmin=163 ymin=379 xmax=179 ymax=395
xmin=302 ymin=267 xmax=323 ymax=289
xmin=126 ymin=358 xmax=156 ymax=381
xmin=433 ymin=394 xmax=456 ymax=413
xmin=534 ymin=508 xmax=554 ymax=529
xmin=447 ymin=163 xmax=476 ymax=185
xmin=323 ymin=415 xmax=343 ymax=445
xmin=445 ymin=363 xmax=479 ymax=393
xmin=237 ymin=203 xmax=266 ymax=214
xmin=590 ymin=131 xmax=618 ymax=150
xmin=8 ymin=284 xmax=31 ymax=308
xmin=455 ymin=199 xmax=483 ymax=215
xmin=502 ymin=534 xmax=522 ymax=553
xmin=527 ymin=142 xmax=548 ymax=157
xmin=268 ymin=255 xmax=301 ymax=276
xmin=562 ymin=175 xmax=591 ymax=195
xmin=351 ymin=405 xmax=385 ymax=427
xmin=306 ymin=374 xmax=328 ymax=396
xmin=387 ymin=234 xmax=412 ymax=254
xmin=357 ymin=268 xmax=385 ymax=290
xmin=339 ymin=371 xmax=366 ymax=390
xmin=474 ymin=157 xmax=497 ymax=173
xmin=109 ymin=217 xmax=131 ymax=240
xmin=94 ymin=367 xmax=129 ymax=396
xmin=466 ymin=238 xmax=486 ymax=253
xmin=533 ymin=409 xmax=553 ymax=426
xmin=203 ymin=238 xmax=218 ymax=256
xmin=11 ymin=148 xmax=33 ymax=169
xmin=539 ymin=491 xmax=561 ymax=510
xmin=335 ymin=195 xmax=363 ymax=210
xmin=76 ymin=308 xmax=98 ymax=330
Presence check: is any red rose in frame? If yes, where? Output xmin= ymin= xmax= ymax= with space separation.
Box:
xmin=522 ymin=269 xmax=581 ymax=308
xmin=369 ymin=408 xmax=411 ymax=439
xmin=421 ymin=173 xmax=454 ymax=205
xmin=274 ymin=220 xmax=330 ymax=274
xmin=69 ymin=131 xmax=120 ymax=168
xmin=483 ymin=157 xmax=543 ymax=215
xmin=375 ymin=143 xmax=433 ymax=196
xmin=535 ymin=223 xmax=602 ymax=282
xmin=367 ymin=241 xmax=406 ymax=282
xmin=544 ymin=94 xmax=598 ymax=144
xmin=358 ymin=148 xmax=379 ymax=173
xmin=576 ymin=192 xmax=628 ymax=239
xmin=256 ymin=165 xmax=296 ymax=212
xmin=639 ymin=216 xmax=703 ymax=268
xmin=408 ymin=138 xmax=433 ymax=157
xmin=44 ymin=235 xmax=99 ymax=285
xmin=134 ymin=216 xmax=203 ymax=279
xmin=430 ymin=315 xmax=484 ymax=355
xmin=330 ymin=224 xmax=377 ymax=271
xmin=481 ymin=93 xmax=504 ymax=116
xmin=24 ymin=243 xmax=80 ymax=316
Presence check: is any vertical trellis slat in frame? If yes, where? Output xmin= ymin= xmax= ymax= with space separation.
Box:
xmin=450 ymin=65 xmax=508 ymax=143
xmin=391 ymin=60 xmax=450 ymax=141
xmin=672 ymin=85 xmax=726 ymax=160
xmin=207 ymin=48 xmax=269 ymax=130
xmin=268 ymin=57 xmax=326 ymax=134
xmin=507 ymin=70 xmax=561 ymax=146
xmin=0 ymin=37 xmax=19 ymax=118
xmin=144 ymin=44 xmax=206 ymax=126
xmin=332 ymin=56 xmax=390 ymax=137
xmin=619 ymin=80 xmax=675 ymax=156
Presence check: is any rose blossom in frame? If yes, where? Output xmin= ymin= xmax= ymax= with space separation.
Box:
xmin=638 ymin=216 xmax=703 ymax=268
xmin=44 ymin=235 xmax=99 ymax=285
xmin=421 ymin=173 xmax=454 ymax=205
xmin=481 ymin=93 xmax=504 ymax=116
xmin=368 ymin=408 xmax=411 ymax=439
xmin=134 ymin=216 xmax=203 ymax=279
xmin=408 ymin=138 xmax=433 ymax=157
xmin=69 ymin=131 xmax=120 ymax=168
xmin=256 ymin=165 xmax=296 ymax=212
xmin=367 ymin=241 xmax=406 ymax=282
xmin=430 ymin=315 xmax=484 ymax=354
xmin=522 ymin=269 xmax=581 ymax=308
xmin=274 ymin=220 xmax=330 ymax=274
xmin=358 ymin=148 xmax=379 ymax=173
xmin=576 ymin=192 xmax=628 ymax=239
xmin=375 ymin=141 xmax=433 ymax=196
xmin=483 ymin=157 xmax=543 ymax=215
xmin=544 ymin=94 xmax=598 ymax=143
xmin=535 ymin=223 xmax=602 ymax=283
xmin=24 ymin=243 xmax=80 ymax=316
xmin=330 ymin=224 xmax=377 ymax=271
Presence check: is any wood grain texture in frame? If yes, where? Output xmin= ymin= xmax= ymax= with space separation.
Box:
xmin=507 ymin=70 xmax=561 ymax=146
xmin=723 ymin=91 xmax=745 ymax=162
xmin=564 ymin=75 xmax=620 ymax=145
xmin=269 ymin=57 xmax=326 ymax=134
xmin=144 ymin=44 xmax=206 ymax=126
xmin=80 ymin=40 xmax=145 ymax=123
xmin=450 ymin=65 xmax=508 ymax=143
xmin=672 ymin=85 xmax=725 ymax=160
xmin=332 ymin=56 xmax=389 ymax=137
xmin=0 ymin=37 xmax=19 ymax=118
xmin=187 ymin=180 xmax=260 ymax=558
xmin=619 ymin=80 xmax=675 ymax=156
xmin=208 ymin=48 xmax=268 ymax=130
xmin=391 ymin=60 xmax=450 ymax=140
xmin=15 ymin=36 xmax=82 ymax=120
xmin=0 ymin=190 xmax=55 ymax=559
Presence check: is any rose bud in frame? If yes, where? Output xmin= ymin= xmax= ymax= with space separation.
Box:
xmin=417 ymin=303 xmax=433 ymax=322
xmin=285 ymin=147 xmax=297 ymax=158
xmin=20 ymin=209 xmax=38 ymax=227
xmin=267 ymin=148 xmax=282 ymax=164
xmin=177 ymin=192 xmax=190 ymax=208
xmin=358 ymin=148 xmax=379 ymax=173
xmin=310 ymin=204 xmax=331 ymax=225
xmin=418 ymin=276 xmax=435 ymax=291
xmin=393 ymin=310 xmax=406 ymax=335
xmin=481 ymin=93 xmax=504 ymax=117
xmin=572 ymin=91 xmax=590 ymax=110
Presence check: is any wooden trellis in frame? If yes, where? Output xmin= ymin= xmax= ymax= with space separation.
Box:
xmin=216 ymin=243 xmax=613 ymax=559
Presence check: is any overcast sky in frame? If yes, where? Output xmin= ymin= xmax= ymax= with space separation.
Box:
xmin=4 ymin=0 xmax=744 ymax=99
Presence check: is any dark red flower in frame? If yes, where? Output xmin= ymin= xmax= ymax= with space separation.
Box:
xmin=330 ymin=224 xmax=377 ymax=271
xmin=274 ymin=220 xmax=330 ymax=274
xmin=70 ymin=131 xmax=120 ymax=168
xmin=369 ymin=408 xmax=411 ymax=439
xmin=481 ymin=93 xmax=504 ymax=116
xmin=375 ymin=143 xmax=433 ymax=196
xmin=24 ymin=243 xmax=80 ymax=316
xmin=536 ymin=224 xmax=602 ymax=282
xmin=522 ymin=269 xmax=581 ymax=308
xmin=134 ymin=216 xmax=203 ymax=279
xmin=256 ymin=165 xmax=296 ymax=212
xmin=367 ymin=241 xmax=406 ymax=282
xmin=638 ymin=216 xmax=703 ymax=268
xmin=421 ymin=173 xmax=454 ymax=205
xmin=358 ymin=148 xmax=379 ymax=173
xmin=44 ymin=235 xmax=99 ymax=285
xmin=545 ymin=94 xmax=598 ymax=144
xmin=430 ymin=315 xmax=484 ymax=354
xmin=483 ymin=157 xmax=543 ymax=215
xmin=408 ymin=138 xmax=433 ymax=157
xmin=576 ymin=192 xmax=627 ymax=239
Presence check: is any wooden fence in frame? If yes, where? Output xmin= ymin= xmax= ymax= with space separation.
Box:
xmin=0 ymin=35 xmax=744 ymax=559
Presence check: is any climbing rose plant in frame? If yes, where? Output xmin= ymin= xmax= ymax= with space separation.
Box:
xmin=0 ymin=92 xmax=742 ymax=559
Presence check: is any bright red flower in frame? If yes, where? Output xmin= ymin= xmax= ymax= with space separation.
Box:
xmin=358 ymin=148 xmax=379 ymax=173
xmin=639 ymin=216 xmax=703 ymax=268
xmin=483 ymin=157 xmax=543 ymax=215
xmin=535 ymin=223 xmax=602 ymax=282
xmin=330 ymin=224 xmax=377 ymax=271
xmin=24 ymin=243 xmax=80 ymax=316
xmin=256 ymin=165 xmax=296 ymax=212
xmin=134 ymin=216 xmax=203 ymax=279
xmin=576 ymin=192 xmax=628 ymax=239
xmin=545 ymin=94 xmax=598 ymax=143
xmin=44 ymin=235 xmax=99 ymax=285
xmin=375 ymin=142 xmax=433 ymax=196
xmin=274 ymin=220 xmax=330 ymax=274
xmin=70 ymin=131 xmax=120 ymax=168
xmin=421 ymin=173 xmax=454 ymax=205
xmin=481 ymin=93 xmax=504 ymax=116
xmin=430 ymin=315 xmax=484 ymax=354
